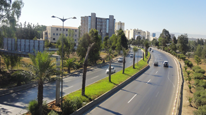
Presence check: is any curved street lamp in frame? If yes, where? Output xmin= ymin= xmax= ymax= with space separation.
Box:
xmin=51 ymin=15 xmax=76 ymax=109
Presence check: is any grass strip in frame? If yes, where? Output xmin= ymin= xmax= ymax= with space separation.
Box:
xmin=64 ymin=51 xmax=150 ymax=103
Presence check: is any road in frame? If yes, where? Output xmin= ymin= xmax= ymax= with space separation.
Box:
xmin=0 ymin=49 xmax=142 ymax=115
xmin=84 ymin=49 xmax=179 ymax=115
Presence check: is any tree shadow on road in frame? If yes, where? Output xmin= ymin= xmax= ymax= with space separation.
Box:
xmin=96 ymin=105 xmax=122 ymax=115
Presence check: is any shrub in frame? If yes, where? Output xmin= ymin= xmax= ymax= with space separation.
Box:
xmin=28 ymin=100 xmax=39 ymax=115
xmin=179 ymin=54 xmax=186 ymax=60
xmin=48 ymin=110 xmax=59 ymax=115
xmin=188 ymin=61 xmax=193 ymax=68
xmin=113 ymin=51 xmax=118 ymax=57
xmin=195 ymin=86 xmax=204 ymax=91
xmin=62 ymin=97 xmax=83 ymax=115
xmin=194 ymin=73 xmax=204 ymax=79
xmin=28 ymin=100 xmax=49 ymax=115
xmin=195 ymin=69 xmax=206 ymax=74
xmin=194 ymin=90 xmax=206 ymax=108
xmin=194 ymin=105 xmax=206 ymax=115
xmin=193 ymin=66 xmax=201 ymax=72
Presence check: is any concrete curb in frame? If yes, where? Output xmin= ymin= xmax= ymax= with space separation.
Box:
xmin=72 ymin=50 xmax=151 ymax=115
xmin=155 ymin=48 xmax=183 ymax=115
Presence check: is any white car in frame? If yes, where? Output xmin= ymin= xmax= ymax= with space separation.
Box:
xmin=106 ymin=66 xmax=116 ymax=74
xmin=118 ymin=57 xmax=123 ymax=62
xmin=130 ymin=54 xmax=133 ymax=58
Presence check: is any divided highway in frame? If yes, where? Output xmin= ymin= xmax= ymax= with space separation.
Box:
xmin=0 ymin=49 xmax=142 ymax=115
xmin=84 ymin=49 xmax=179 ymax=115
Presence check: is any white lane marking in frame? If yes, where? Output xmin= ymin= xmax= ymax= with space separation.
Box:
xmin=156 ymin=92 xmax=159 ymax=97
xmin=128 ymin=94 xmax=137 ymax=103
xmin=168 ymin=75 xmax=175 ymax=87
xmin=155 ymin=71 xmax=158 ymax=74
xmin=145 ymin=108 xmax=150 ymax=115
xmin=63 ymin=86 xmax=73 ymax=90
xmin=147 ymin=79 xmax=151 ymax=84
xmin=91 ymin=76 xmax=99 ymax=79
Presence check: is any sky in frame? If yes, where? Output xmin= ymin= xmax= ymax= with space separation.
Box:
xmin=18 ymin=0 xmax=206 ymax=38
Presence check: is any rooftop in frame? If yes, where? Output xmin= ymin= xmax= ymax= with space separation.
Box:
xmin=51 ymin=25 xmax=78 ymax=29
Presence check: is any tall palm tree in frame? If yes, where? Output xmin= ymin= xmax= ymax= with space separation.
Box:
xmin=132 ymin=47 xmax=138 ymax=69
xmin=122 ymin=47 xmax=128 ymax=74
xmin=64 ymin=58 xmax=76 ymax=74
xmin=22 ymin=51 xmax=57 ymax=114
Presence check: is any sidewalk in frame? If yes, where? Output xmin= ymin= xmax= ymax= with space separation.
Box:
xmin=0 ymin=55 xmax=121 ymax=97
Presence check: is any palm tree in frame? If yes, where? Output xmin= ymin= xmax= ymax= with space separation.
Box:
xmin=122 ymin=47 xmax=128 ymax=74
xmin=132 ymin=47 xmax=138 ymax=69
xmin=22 ymin=51 xmax=57 ymax=114
xmin=64 ymin=58 xmax=76 ymax=74
xmin=82 ymin=43 xmax=95 ymax=96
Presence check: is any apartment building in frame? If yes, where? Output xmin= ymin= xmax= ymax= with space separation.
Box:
xmin=115 ymin=21 xmax=125 ymax=33
xmin=125 ymin=29 xmax=150 ymax=40
xmin=43 ymin=25 xmax=79 ymax=46
xmin=80 ymin=13 xmax=115 ymax=41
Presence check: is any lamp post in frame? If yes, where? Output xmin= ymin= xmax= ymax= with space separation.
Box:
xmin=51 ymin=15 xmax=76 ymax=109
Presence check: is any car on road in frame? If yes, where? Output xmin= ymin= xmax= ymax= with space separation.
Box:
xmin=118 ymin=57 xmax=123 ymax=62
xmin=106 ymin=66 xmax=116 ymax=74
xmin=154 ymin=62 xmax=158 ymax=66
xmin=130 ymin=54 xmax=133 ymax=58
xmin=163 ymin=61 xmax=169 ymax=67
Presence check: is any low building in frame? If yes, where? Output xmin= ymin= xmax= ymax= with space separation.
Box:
xmin=125 ymin=29 xmax=150 ymax=40
xmin=115 ymin=21 xmax=125 ymax=34
xmin=43 ymin=25 xmax=79 ymax=46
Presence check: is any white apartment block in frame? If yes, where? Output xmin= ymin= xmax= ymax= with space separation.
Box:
xmin=81 ymin=13 xmax=115 ymax=41
xmin=43 ymin=25 xmax=79 ymax=46
xmin=115 ymin=21 xmax=125 ymax=33
xmin=125 ymin=29 xmax=150 ymax=40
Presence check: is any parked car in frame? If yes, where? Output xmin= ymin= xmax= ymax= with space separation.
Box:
xmin=106 ymin=66 xmax=116 ymax=74
xmin=154 ymin=62 xmax=158 ymax=66
xmin=130 ymin=54 xmax=133 ymax=58
xmin=163 ymin=61 xmax=169 ymax=67
xmin=118 ymin=57 xmax=123 ymax=62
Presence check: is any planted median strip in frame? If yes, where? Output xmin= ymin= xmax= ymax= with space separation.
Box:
xmin=48 ymin=51 xmax=150 ymax=114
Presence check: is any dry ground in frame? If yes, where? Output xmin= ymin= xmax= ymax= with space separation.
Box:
xmin=181 ymin=57 xmax=206 ymax=115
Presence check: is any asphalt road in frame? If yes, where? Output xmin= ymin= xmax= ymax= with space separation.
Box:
xmin=84 ymin=49 xmax=179 ymax=115
xmin=0 ymin=49 xmax=143 ymax=115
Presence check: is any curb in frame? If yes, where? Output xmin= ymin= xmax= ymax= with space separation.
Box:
xmin=71 ymin=50 xmax=151 ymax=115
xmin=156 ymin=48 xmax=183 ymax=115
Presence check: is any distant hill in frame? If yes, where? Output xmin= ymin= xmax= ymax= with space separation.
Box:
xmin=153 ymin=32 xmax=206 ymax=39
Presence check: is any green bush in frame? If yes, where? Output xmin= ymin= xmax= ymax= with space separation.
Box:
xmin=195 ymin=69 xmax=206 ymax=74
xmin=28 ymin=100 xmax=39 ymax=115
xmin=193 ymin=66 xmax=201 ymax=71
xmin=62 ymin=97 xmax=83 ymax=115
xmin=113 ymin=51 xmax=118 ymax=57
xmin=195 ymin=86 xmax=204 ymax=91
xmin=179 ymin=54 xmax=186 ymax=60
xmin=194 ymin=105 xmax=206 ymax=115
xmin=48 ymin=110 xmax=59 ymax=115
xmin=28 ymin=100 xmax=49 ymax=115
xmin=194 ymin=73 xmax=204 ymax=79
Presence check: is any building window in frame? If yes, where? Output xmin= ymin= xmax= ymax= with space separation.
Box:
xmin=75 ymin=30 xmax=77 ymax=32
xmin=75 ymin=34 xmax=77 ymax=37
xmin=66 ymin=34 xmax=68 ymax=36
xmin=53 ymin=38 xmax=55 ymax=40
xmin=66 ymin=29 xmax=68 ymax=31
xmin=45 ymin=32 xmax=47 ymax=35
xmin=56 ymin=28 xmax=58 ymax=31
xmin=56 ymin=33 xmax=58 ymax=36
xmin=88 ymin=16 xmax=91 ymax=33
xmin=53 ymin=33 xmax=55 ymax=35
xmin=106 ymin=19 xmax=109 ymax=33
xmin=60 ymin=28 xmax=61 ymax=31
xmin=75 ymin=39 xmax=76 ymax=41
xmin=63 ymin=29 xmax=65 ymax=31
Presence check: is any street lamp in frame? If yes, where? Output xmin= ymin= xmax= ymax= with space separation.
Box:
xmin=51 ymin=15 xmax=76 ymax=109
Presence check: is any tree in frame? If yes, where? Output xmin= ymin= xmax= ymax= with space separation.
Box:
xmin=202 ymin=45 xmax=206 ymax=59
xmin=194 ymin=55 xmax=201 ymax=65
xmin=22 ymin=51 xmax=57 ymax=114
xmin=44 ymin=39 xmax=50 ymax=48
xmin=159 ymin=29 xmax=171 ymax=47
xmin=77 ymin=29 xmax=101 ymax=64
xmin=33 ymin=37 xmax=38 ymax=40
xmin=103 ymin=36 xmax=109 ymax=49
xmin=158 ymin=37 xmax=167 ymax=49
xmin=116 ymin=29 xmax=128 ymax=51
xmin=144 ymin=40 xmax=149 ymax=56
xmin=105 ymin=38 xmax=113 ymax=82
xmin=64 ymin=58 xmax=76 ymax=74
xmin=82 ymin=43 xmax=95 ymax=96
xmin=177 ymin=34 xmax=189 ymax=55
xmin=122 ymin=47 xmax=127 ymax=74
xmin=170 ymin=43 xmax=177 ymax=52
xmin=195 ymin=45 xmax=202 ymax=57
xmin=132 ymin=47 xmax=138 ymax=68
xmin=110 ymin=34 xmax=117 ymax=50
xmin=172 ymin=36 xmax=177 ymax=44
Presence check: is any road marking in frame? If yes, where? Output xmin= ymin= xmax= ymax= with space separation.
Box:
xmin=155 ymin=71 xmax=158 ymax=74
xmin=147 ymin=79 xmax=151 ymax=84
xmin=91 ymin=76 xmax=99 ymax=79
xmin=63 ymin=86 xmax=73 ymax=90
xmin=168 ymin=76 xmax=175 ymax=87
xmin=156 ymin=92 xmax=159 ymax=97
xmin=128 ymin=94 xmax=137 ymax=103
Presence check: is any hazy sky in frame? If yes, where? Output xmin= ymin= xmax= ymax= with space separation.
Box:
xmin=19 ymin=0 xmax=206 ymax=36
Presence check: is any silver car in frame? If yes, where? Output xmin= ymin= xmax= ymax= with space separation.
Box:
xmin=118 ymin=57 xmax=123 ymax=62
xmin=106 ymin=66 xmax=116 ymax=74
